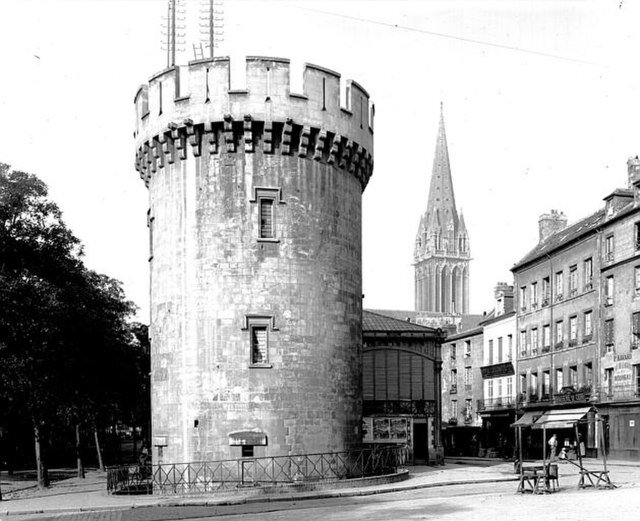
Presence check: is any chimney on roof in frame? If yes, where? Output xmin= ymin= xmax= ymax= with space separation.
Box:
xmin=538 ymin=210 xmax=567 ymax=243
xmin=494 ymin=282 xmax=514 ymax=316
xmin=628 ymin=156 xmax=640 ymax=203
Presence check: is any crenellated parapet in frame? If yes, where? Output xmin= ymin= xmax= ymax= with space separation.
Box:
xmin=134 ymin=56 xmax=374 ymax=191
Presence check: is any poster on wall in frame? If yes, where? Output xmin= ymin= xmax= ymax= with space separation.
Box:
xmin=363 ymin=417 xmax=412 ymax=443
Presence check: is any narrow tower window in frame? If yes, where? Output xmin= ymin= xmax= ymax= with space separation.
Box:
xmin=158 ymin=82 xmax=163 ymax=115
xmin=250 ymin=187 xmax=284 ymax=242
xmin=322 ymin=77 xmax=326 ymax=111
xmin=251 ymin=325 xmax=268 ymax=365
xmin=205 ymin=67 xmax=210 ymax=102
xmin=259 ymin=199 xmax=274 ymax=239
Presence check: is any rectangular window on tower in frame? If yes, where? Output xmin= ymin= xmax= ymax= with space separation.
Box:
xmin=244 ymin=315 xmax=276 ymax=368
xmin=259 ymin=199 xmax=274 ymax=238
xmin=251 ymin=187 xmax=283 ymax=242
xmin=251 ymin=326 xmax=268 ymax=365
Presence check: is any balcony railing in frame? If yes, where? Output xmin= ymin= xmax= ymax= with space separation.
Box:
xmin=477 ymin=397 xmax=515 ymax=411
xmin=450 ymin=385 xmax=457 ymax=394
xmin=107 ymin=447 xmax=408 ymax=495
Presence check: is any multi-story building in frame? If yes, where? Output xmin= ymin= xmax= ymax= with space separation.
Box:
xmin=512 ymin=157 xmax=640 ymax=460
xmin=441 ymin=324 xmax=484 ymax=456
xmin=512 ymin=209 xmax=601 ymax=457
xmin=362 ymin=311 xmax=444 ymax=464
xmin=597 ymin=157 xmax=640 ymax=460
xmin=478 ymin=283 xmax=517 ymax=457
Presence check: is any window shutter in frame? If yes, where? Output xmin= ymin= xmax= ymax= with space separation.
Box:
xmin=633 ymin=313 xmax=640 ymax=336
xmin=606 ymin=320 xmax=613 ymax=343
xmin=259 ymin=199 xmax=274 ymax=238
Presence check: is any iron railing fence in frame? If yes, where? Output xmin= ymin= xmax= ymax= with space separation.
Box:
xmin=107 ymin=446 xmax=408 ymax=495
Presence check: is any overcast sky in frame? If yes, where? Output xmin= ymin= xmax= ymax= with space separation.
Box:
xmin=1 ymin=0 xmax=639 ymax=321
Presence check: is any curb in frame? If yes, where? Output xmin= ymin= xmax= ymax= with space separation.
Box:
xmin=0 ymin=475 xmax=519 ymax=516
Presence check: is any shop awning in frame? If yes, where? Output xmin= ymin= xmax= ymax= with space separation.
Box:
xmin=531 ymin=406 xmax=593 ymax=429
xmin=511 ymin=411 xmax=538 ymax=427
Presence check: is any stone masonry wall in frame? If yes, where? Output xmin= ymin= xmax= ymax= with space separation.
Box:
xmin=136 ymin=57 xmax=373 ymax=464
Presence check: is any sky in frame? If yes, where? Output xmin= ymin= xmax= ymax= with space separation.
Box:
xmin=1 ymin=0 xmax=639 ymax=321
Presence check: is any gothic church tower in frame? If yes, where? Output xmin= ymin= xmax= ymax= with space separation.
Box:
xmin=414 ymin=105 xmax=470 ymax=314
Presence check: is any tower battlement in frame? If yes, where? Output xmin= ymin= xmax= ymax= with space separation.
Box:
xmin=134 ymin=57 xmax=374 ymax=190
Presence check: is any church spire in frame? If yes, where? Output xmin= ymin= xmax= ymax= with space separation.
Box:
xmin=414 ymin=104 xmax=470 ymax=315
xmin=425 ymin=102 xmax=458 ymax=228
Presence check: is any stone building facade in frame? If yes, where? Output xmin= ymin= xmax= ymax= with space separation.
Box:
xmin=478 ymin=284 xmax=516 ymax=457
xmin=511 ymin=157 xmax=640 ymax=460
xmin=133 ymin=57 xmax=374 ymax=464
xmin=414 ymin=105 xmax=470 ymax=322
xmin=597 ymin=158 xmax=640 ymax=460
xmin=362 ymin=311 xmax=444 ymax=464
xmin=441 ymin=325 xmax=484 ymax=456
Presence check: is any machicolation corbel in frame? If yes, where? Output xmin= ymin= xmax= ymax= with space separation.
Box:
xmin=313 ymin=130 xmax=327 ymax=161
xmin=282 ymin=119 xmax=293 ymax=155
xmin=263 ymin=121 xmax=273 ymax=154
xmin=328 ymin=134 xmax=341 ymax=165
xmin=223 ymin=114 xmax=235 ymax=153
xmin=298 ymin=126 xmax=311 ymax=158
xmin=243 ymin=115 xmax=253 ymax=153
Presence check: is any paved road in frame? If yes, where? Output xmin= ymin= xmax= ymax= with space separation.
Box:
xmin=21 ymin=480 xmax=639 ymax=521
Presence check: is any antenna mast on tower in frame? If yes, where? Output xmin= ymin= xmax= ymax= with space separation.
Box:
xmin=195 ymin=0 xmax=224 ymax=60
xmin=161 ymin=0 xmax=186 ymax=67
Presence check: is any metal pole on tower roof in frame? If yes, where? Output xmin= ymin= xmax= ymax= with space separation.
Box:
xmin=171 ymin=0 xmax=176 ymax=67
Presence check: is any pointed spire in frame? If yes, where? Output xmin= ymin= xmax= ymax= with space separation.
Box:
xmin=425 ymin=103 xmax=458 ymax=234
xmin=458 ymin=210 xmax=467 ymax=234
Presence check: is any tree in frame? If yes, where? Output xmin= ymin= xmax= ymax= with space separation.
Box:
xmin=0 ymin=163 xmax=83 ymax=487
xmin=0 ymin=164 xmax=148 ymax=484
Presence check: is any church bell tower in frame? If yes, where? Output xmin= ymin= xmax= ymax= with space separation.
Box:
xmin=414 ymin=104 xmax=470 ymax=314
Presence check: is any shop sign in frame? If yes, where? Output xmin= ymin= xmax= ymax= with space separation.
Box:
xmin=480 ymin=362 xmax=514 ymax=379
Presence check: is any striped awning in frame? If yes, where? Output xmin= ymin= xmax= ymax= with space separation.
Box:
xmin=531 ymin=406 xmax=594 ymax=429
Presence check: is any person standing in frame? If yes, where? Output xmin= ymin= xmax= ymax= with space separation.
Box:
xmin=548 ymin=434 xmax=558 ymax=462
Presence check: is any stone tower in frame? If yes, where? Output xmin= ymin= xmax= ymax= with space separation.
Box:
xmin=414 ymin=105 xmax=469 ymax=315
xmin=134 ymin=57 xmax=374 ymax=464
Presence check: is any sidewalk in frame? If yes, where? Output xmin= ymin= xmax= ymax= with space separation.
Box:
xmin=1 ymin=459 xmax=638 ymax=517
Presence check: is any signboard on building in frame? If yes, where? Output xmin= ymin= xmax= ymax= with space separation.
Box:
xmin=363 ymin=417 xmax=412 ymax=444
xmin=480 ymin=362 xmax=515 ymax=379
